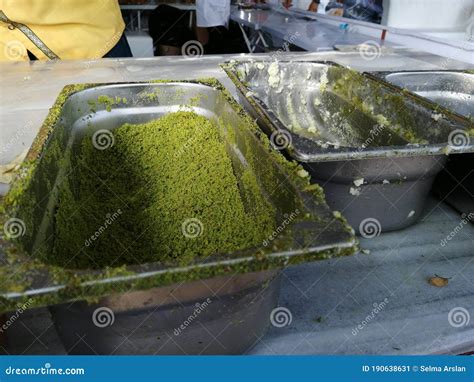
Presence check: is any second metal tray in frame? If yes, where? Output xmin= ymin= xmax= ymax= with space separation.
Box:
xmin=223 ymin=61 xmax=473 ymax=233
xmin=375 ymin=70 xmax=474 ymax=217
xmin=377 ymin=70 xmax=473 ymax=120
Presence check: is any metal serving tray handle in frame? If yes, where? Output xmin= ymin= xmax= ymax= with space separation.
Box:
xmin=223 ymin=61 xmax=473 ymax=234
xmin=0 ymin=79 xmax=356 ymax=354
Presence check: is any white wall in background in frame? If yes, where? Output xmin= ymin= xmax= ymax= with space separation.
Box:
xmin=382 ymin=0 xmax=473 ymax=32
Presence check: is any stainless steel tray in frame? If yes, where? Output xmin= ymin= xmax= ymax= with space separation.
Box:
xmin=51 ymin=270 xmax=281 ymax=355
xmin=0 ymin=79 xmax=356 ymax=354
xmin=377 ymin=70 xmax=473 ymax=120
xmin=374 ymin=70 xmax=474 ymax=216
xmin=223 ymin=61 xmax=473 ymax=233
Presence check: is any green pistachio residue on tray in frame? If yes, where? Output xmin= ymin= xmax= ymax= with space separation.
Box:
xmin=52 ymin=111 xmax=275 ymax=269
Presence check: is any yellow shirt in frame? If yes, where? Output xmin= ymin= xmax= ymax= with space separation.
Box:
xmin=0 ymin=0 xmax=125 ymax=61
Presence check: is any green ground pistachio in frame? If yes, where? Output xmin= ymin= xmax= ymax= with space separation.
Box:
xmin=52 ymin=111 xmax=275 ymax=269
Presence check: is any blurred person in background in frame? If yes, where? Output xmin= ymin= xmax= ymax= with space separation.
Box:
xmin=195 ymin=0 xmax=232 ymax=53
xmin=343 ymin=0 xmax=383 ymax=23
xmin=0 ymin=0 xmax=132 ymax=61
xmin=148 ymin=4 xmax=195 ymax=56
xmin=149 ymin=0 xmax=238 ymax=56
xmin=280 ymin=0 xmax=342 ymax=13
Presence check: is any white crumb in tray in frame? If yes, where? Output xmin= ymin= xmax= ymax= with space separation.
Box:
xmin=297 ymin=169 xmax=309 ymax=178
xmin=314 ymin=98 xmax=321 ymax=106
xmin=268 ymin=62 xmax=280 ymax=88
xmin=319 ymin=68 xmax=329 ymax=92
xmin=350 ymin=187 xmax=361 ymax=196
xmin=407 ymin=210 xmax=415 ymax=218
xmin=431 ymin=113 xmax=443 ymax=122
xmin=382 ymin=179 xmax=390 ymax=184
xmin=256 ymin=62 xmax=265 ymax=70
xmin=353 ymin=178 xmax=364 ymax=187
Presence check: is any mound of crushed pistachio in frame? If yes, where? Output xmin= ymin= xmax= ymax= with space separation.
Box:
xmin=53 ymin=111 xmax=275 ymax=269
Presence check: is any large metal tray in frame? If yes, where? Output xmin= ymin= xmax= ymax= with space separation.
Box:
xmin=223 ymin=61 xmax=473 ymax=233
xmin=0 ymin=80 xmax=356 ymax=354
xmin=375 ymin=70 xmax=474 ymax=217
